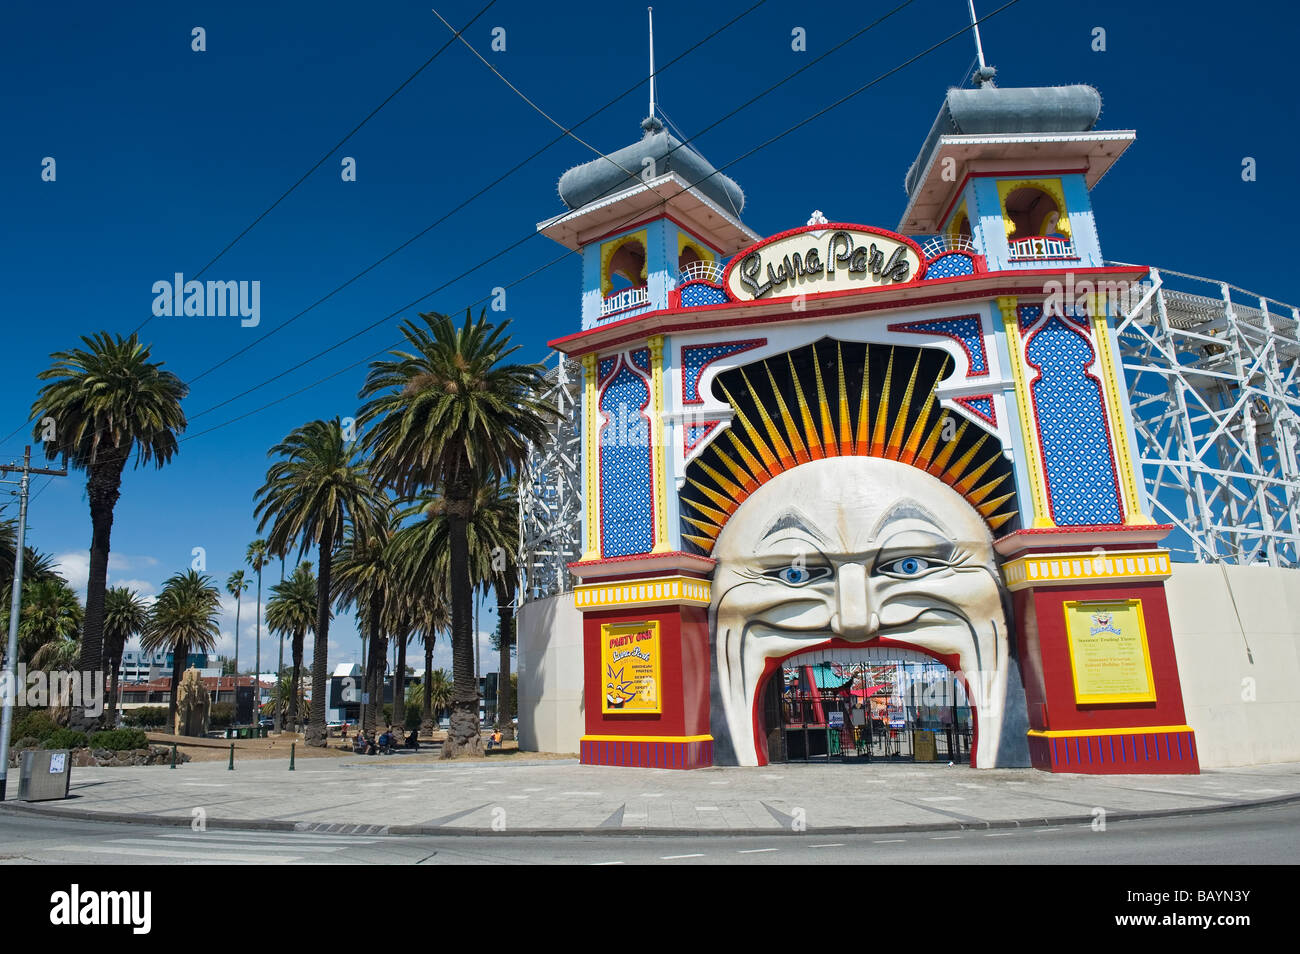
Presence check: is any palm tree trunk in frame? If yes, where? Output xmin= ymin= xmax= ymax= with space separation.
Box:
xmin=254 ymin=567 xmax=263 ymax=723
xmin=422 ymin=634 xmax=433 ymax=733
xmin=76 ymin=454 xmax=126 ymax=729
xmin=168 ymin=639 xmax=188 ymax=733
xmin=443 ymin=485 xmax=482 ymax=758
xmin=289 ymin=630 xmax=304 ymax=733
xmin=495 ymin=577 xmax=515 ymax=741
xmin=306 ymin=540 xmax=333 ymax=746
xmin=393 ymin=634 xmax=407 ymax=731
xmin=363 ymin=591 xmax=383 ymax=731
xmin=232 ymin=598 xmax=241 ymax=705
xmin=106 ymin=653 xmax=120 ymax=728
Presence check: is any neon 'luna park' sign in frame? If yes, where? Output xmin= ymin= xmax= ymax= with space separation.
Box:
xmin=723 ymin=224 xmax=926 ymax=302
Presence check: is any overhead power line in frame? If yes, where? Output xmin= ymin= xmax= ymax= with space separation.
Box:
xmin=171 ymin=0 xmax=1021 ymax=445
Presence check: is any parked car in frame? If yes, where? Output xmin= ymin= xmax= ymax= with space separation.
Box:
xmin=259 ymin=718 xmax=274 ymax=730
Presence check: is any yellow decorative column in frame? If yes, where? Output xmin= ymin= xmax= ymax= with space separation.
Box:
xmin=581 ymin=353 xmax=601 ymax=560
xmin=996 ymin=296 xmax=1055 ymax=528
xmin=648 ymin=335 xmax=671 ymax=552
xmin=1087 ymin=293 xmax=1156 ymax=526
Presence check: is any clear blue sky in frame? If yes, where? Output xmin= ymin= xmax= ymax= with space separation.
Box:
xmin=2 ymin=0 xmax=1295 ymax=672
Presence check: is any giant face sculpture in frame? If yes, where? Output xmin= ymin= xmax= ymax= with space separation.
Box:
xmin=709 ymin=455 xmax=1029 ymax=767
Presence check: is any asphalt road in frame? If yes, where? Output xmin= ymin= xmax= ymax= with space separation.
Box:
xmin=0 ymin=800 xmax=1296 ymax=864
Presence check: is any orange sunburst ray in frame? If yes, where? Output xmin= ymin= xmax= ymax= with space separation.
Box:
xmin=870 ymin=348 xmax=895 ymax=458
xmin=721 ymin=380 xmax=782 ymax=475
xmin=786 ymin=354 xmax=822 ymax=461
xmin=886 ymin=352 xmax=925 ymax=460
xmin=763 ymin=361 xmax=809 ymax=465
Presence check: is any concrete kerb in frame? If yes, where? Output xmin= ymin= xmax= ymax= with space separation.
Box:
xmin=3 ymin=790 xmax=1297 ymax=838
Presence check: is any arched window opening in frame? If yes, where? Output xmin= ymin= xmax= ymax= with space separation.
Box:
xmin=1004 ymin=187 xmax=1063 ymax=240
xmin=607 ymin=239 xmax=646 ymax=292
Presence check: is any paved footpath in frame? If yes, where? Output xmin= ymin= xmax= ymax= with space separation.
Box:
xmin=4 ymin=755 xmax=1299 ymax=836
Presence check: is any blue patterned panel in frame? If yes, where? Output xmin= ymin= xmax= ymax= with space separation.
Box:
xmin=599 ymin=364 xmax=654 ymax=556
xmin=680 ymin=282 xmax=729 ymax=307
xmin=684 ymin=421 xmax=721 ymax=454
xmin=597 ymin=356 xmax=617 ymax=384
xmin=956 ymin=396 xmax=995 ymax=424
xmin=629 ymin=348 xmax=651 ymax=374
xmin=924 ymin=253 xmax=976 ymax=278
xmin=1018 ymin=304 xmax=1043 ymax=333
xmin=1026 ymin=317 xmax=1123 ymax=526
xmin=888 ymin=315 xmax=987 ymax=375
xmin=681 ymin=339 xmax=766 ymax=403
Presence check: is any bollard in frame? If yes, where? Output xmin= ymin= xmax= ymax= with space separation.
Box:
xmin=170 ymin=743 xmax=177 ymax=769
xmin=289 ymin=742 xmax=295 ymax=771
xmin=228 ymin=743 xmax=234 ymax=771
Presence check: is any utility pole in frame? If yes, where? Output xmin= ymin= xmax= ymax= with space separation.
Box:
xmin=0 ymin=447 xmax=68 ymax=801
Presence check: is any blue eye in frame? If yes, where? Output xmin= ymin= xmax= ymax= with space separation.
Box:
xmin=883 ymin=557 xmax=931 ymax=577
xmin=764 ymin=565 xmax=828 ymax=586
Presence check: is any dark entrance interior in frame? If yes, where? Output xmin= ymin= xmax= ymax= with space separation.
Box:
xmin=764 ymin=648 xmax=973 ymax=764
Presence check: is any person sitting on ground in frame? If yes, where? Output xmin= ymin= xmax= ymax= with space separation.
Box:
xmin=404 ymin=729 xmax=419 ymax=750
xmin=352 ymin=731 xmax=367 ymax=755
xmin=487 ymin=728 xmax=503 ymax=750
xmin=377 ymin=729 xmax=392 ymax=752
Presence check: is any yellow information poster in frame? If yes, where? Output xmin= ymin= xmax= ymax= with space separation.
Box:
xmin=1063 ymin=599 xmax=1157 ymax=705
xmin=601 ymin=620 xmax=662 ymax=714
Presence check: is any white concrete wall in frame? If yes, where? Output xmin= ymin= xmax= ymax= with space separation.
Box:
xmin=1165 ymin=563 xmax=1300 ymax=768
xmin=516 ymin=592 xmax=584 ymax=755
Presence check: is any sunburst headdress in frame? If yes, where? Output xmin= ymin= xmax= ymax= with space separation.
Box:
xmin=680 ymin=339 xmax=1018 ymax=554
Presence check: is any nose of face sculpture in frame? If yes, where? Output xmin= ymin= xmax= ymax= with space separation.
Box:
xmin=831 ymin=562 xmax=878 ymax=639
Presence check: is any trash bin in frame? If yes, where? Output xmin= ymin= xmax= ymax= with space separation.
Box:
xmin=19 ymin=749 xmax=72 ymax=802
xmin=913 ymin=729 xmax=937 ymax=762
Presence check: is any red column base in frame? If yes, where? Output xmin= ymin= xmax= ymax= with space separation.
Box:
xmin=580 ymin=735 xmax=714 ymax=769
xmin=1027 ymin=727 xmax=1199 ymax=774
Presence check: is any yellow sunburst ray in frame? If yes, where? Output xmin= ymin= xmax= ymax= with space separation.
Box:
xmin=912 ymin=410 xmax=949 ymax=472
xmin=926 ymin=417 xmax=969 ymax=477
xmin=901 ymin=362 xmax=948 ymax=466
xmin=976 ymin=492 xmax=1017 ymax=520
xmin=684 ymin=498 xmax=731 ymax=527
xmin=739 ymin=368 xmax=795 ymax=470
xmin=886 ymin=352 xmax=924 ymax=460
xmin=786 ymin=354 xmax=822 ymax=461
xmin=687 ymin=475 xmax=740 ymax=515
xmin=939 ymin=432 xmax=990 ymax=488
xmin=952 ymin=449 xmax=1002 ymax=496
xmin=720 ymin=382 xmax=780 ymax=475
xmin=683 ymin=533 xmax=718 ymax=551
xmin=811 ymin=344 xmax=838 ymax=456
xmin=724 ymin=429 xmax=771 ymax=486
xmin=682 ymin=515 xmax=724 ymax=539
xmin=695 ymin=459 xmax=746 ymax=503
xmin=986 ymin=511 xmax=1017 ymax=531
xmin=853 ymin=346 xmax=872 ymax=455
xmin=870 ymin=347 xmax=895 ymax=458
xmin=763 ymin=361 xmax=809 ymax=466
xmin=966 ymin=470 xmax=1011 ymax=505
xmin=714 ymin=443 xmax=760 ymax=494
xmin=836 ymin=342 xmax=853 ymax=453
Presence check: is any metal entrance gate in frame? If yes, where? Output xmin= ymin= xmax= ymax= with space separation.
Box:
xmin=766 ymin=648 xmax=973 ymax=764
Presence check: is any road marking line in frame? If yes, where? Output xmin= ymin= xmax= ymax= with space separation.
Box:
xmin=660 ymin=853 xmax=704 ymax=860
xmin=695 ymin=806 xmax=719 ymax=811
xmin=115 ymin=838 xmax=344 ymax=853
xmin=46 ymin=845 xmax=296 ymax=864
xmin=562 ymin=791 xmax=603 ymax=796
xmin=738 ymin=848 xmax=778 ymax=853
xmin=639 ymin=793 xmax=664 ymax=797
xmin=984 ymin=832 xmax=1016 ymax=837
xmin=593 ymin=861 xmax=625 ymax=865
xmin=873 ymin=839 xmax=905 ymax=844
xmin=1033 ymin=828 xmax=1061 ymax=833
xmin=920 ymin=796 xmax=964 ymax=802
xmin=931 ymin=835 xmax=961 ymax=840
xmin=809 ymin=843 xmax=844 ymax=848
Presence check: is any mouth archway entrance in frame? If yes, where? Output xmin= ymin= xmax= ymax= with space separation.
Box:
xmin=758 ymin=645 xmax=975 ymax=765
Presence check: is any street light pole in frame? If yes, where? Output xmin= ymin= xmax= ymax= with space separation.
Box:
xmin=0 ymin=447 xmax=68 ymax=802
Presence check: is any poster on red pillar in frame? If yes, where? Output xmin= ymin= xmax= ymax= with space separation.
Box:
xmin=1062 ymin=599 xmax=1158 ymax=705
xmin=601 ymin=620 xmax=662 ymax=714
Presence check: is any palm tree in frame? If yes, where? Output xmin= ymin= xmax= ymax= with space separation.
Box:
xmin=407 ymin=668 xmax=452 ymax=724
xmin=254 ymin=419 xmax=386 ymax=746
xmin=31 ymin=332 xmax=187 ymax=712
xmin=0 ymin=518 xmax=60 ymax=586
xmin=6 ymin=577 xmax=83 ymax=664
xmin=103 ymin=586 xmax=149 ymax=726
xmin=416 ymin=593 xmax=450 ymax=733
xmin=331 ymin=522 xmax=396 ymax=732
xmin=266 ymin=562 xmax=318 ymax=733
xmin=245 ymin=540 xmax=269 ymax=716
xmin=225 ymin=570 xmax=248 ymax=683
xmin=141 ymin=570 xmax=221 ymax=730
xmin=358 ymin=310 xmax=551 ymax=757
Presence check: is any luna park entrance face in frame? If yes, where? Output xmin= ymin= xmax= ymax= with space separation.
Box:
xmin=762 ymin=647 xmax=974 ymax=764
